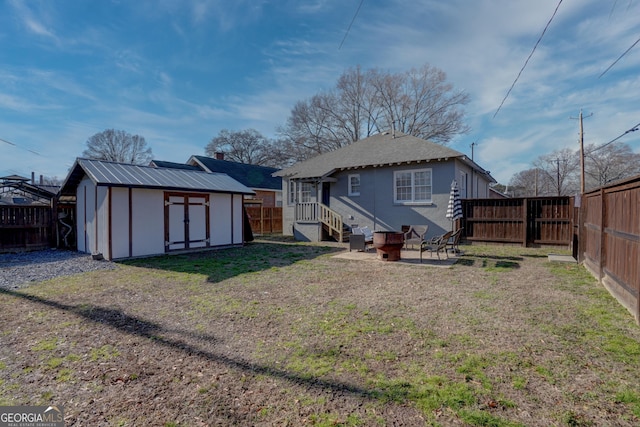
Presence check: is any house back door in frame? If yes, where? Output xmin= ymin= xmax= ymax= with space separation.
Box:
xmin=321 ymin=182 xmax=330 ymax=206
xmin=165 ymin=193 xmax=210 ymax=252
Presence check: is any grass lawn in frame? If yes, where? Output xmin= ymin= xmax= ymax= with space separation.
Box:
xmin=1 ymin=239 xmax=640 ymax=426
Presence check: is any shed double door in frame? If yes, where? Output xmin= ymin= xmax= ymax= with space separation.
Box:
xmin=164 ymin=193 xmax=210 ymax=251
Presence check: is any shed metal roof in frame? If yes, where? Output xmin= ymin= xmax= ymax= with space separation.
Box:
xmin=60 ymin=158 xmax=255 ymax=196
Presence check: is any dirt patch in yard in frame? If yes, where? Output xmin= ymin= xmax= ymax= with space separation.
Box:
xmin=1 ymin=239 xmax=640 ymax=426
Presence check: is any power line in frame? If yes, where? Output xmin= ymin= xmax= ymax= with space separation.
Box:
xmin=586 ymin=121 xmax=640 ymax=155
xmin=599 ymin=35 xmax=640 ymax=78
xmin=0 ymin=136 xmax=41 ymax=156
xmin=339 ymin=0 xmax=365 ymax=50
xmin=493 ymin=0 xmax=563 ymax=118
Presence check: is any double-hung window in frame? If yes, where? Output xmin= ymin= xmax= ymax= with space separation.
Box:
xmin=300 ymin=182 xmax=312 ymax=203
xmin=288 ymin=180 xmax=296 ymax=205
xmin=394 ymin=169 xmax=432 ymax=204
xmin=348 ymin=174 xmax=360 ymax=196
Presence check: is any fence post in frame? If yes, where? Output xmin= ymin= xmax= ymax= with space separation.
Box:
xmin=522 ymin=198 xmax=528 ymax=247
xmin=576 ymin=197 xmax=585 ymax=263
xmin=599 ymin=188 xmax=606 ymax=282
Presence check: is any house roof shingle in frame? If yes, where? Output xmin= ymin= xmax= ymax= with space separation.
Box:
xmin=60 ymin=158 xmax=255 ymax=196
xmin=274 ymin=131 xmax=495 ymax=182
xmin=189 ymin=155 xmax=282 ymax=191
xmin=149 ymin=160 xmax=203 ymax=171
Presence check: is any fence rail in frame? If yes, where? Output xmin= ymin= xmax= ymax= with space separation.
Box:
xmin=0 ymin=205 xmax=53 ymax=252
xmin=580 ymin=177 xmax=640 ymax=323
xmin=245 ymin=206 xmax=282 ymax=235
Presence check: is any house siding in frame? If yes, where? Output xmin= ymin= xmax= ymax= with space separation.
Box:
xmin=281 ymin=159 xmax=494 ymax=242
xmin=329 ymin=162 xmax=458 ymax=238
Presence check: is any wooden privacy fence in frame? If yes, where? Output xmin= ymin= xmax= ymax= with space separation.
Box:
xmin=461 ymin=197 xmax=574 ymax=247
xmin=579 ymin=176 xmax=640 ymax=323
xmin=245 ymin=206 xmax=282 ymax=235
xmin=0 ymin=205 xmax=53 ymax=252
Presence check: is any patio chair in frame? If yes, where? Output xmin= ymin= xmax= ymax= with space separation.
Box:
xmin=349 ymin=227 xmax=373 ymax=252
xmin=349 ymin=232 xmax=366 ymax=252
xmin=446 ymin=227 xmax=464 ymax=254
xmin=403 ymin=225 xmax=429 ymax=250
xmin=420 ymin=230 xmax=453 ymax=262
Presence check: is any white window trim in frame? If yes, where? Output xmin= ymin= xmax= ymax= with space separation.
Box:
xmin=459 ymin=171 xmax=468 ymax=198
xmin=348 ymin=174 xmax=360 ymax=196
xmin=288 ymin=180 xmax=296 ymax=205
xmin=300 ymin=182 xmax=312 ymax=203
xmin=393 ymin=168 xmax=432 ymax=204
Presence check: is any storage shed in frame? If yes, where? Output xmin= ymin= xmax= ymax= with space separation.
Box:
xmin=59 ymin=158 xmax=255 ymax=260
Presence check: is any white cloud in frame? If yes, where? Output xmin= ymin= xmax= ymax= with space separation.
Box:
xmin=8 ymin=0 xmax=60 ymax=44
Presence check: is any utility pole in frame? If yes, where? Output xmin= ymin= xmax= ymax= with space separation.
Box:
xmin=470 ymin=140 xmax=477 ymax=161
xmin=570 ymin=109 xmax=593 ymax=194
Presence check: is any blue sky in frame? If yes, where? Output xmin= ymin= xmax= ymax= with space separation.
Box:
xmin=1 ymin=0 xmax=639 ymax=185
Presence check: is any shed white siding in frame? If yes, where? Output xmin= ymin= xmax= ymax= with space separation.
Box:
xmin=76 ymin=185 xmax=245 ymax=260
xmin=110 ymin=187 xmax=129 ymax=259
xmin=210 ymin=193 xmax=244 ymax=246
xmin=132 ymin=189 xmax=165 ymax=257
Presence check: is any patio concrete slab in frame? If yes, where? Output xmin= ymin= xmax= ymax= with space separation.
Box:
xmin=332 ymin=248 xmax=458 ymax=267
xmin=547 ymin=254 xmax=577 ymax=263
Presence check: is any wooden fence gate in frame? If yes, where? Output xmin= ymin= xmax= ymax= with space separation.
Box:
xmin=461 ymin=197 xmax=574 ymax=247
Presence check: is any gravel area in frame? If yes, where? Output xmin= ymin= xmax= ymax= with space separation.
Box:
xmin=0 ymin=249 xmax=116 ymax=290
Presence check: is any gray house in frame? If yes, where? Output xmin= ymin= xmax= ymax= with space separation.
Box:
xmin=273 ymin=131 xmax=496 ymax=242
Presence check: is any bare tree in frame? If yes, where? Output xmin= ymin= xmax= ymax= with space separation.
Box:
xmin=583 ymin=142 xmax=640 ymax=190
xmin=370 ymin=65 xmax=470 ymax=143
xmin=206 ymin=129 xmax=280 ymax=166
xmin=82 ymin=129 xmax=153 ymax=165
xmin=279 ymin=64 xmax=469 ymax=159
xmin=508 ymin=168 xmax=552 ymax=197
xmin=533 ymin=148 xmax=580 ymax=196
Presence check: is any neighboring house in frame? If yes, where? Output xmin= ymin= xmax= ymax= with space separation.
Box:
xmin=489 ymin=186 xmax=509 ymax=199
xmin=149 ymin=160 xmax=203 ymax=172
xmin=274 ymin=131 xmax=496 ymax=242
xmin=185 ymin=154 xmax=283 ymax=207
xmin=59 ymin=158 xmax=254 ymax=260
xmin=0 ymin=174 xmax=58 ymax=205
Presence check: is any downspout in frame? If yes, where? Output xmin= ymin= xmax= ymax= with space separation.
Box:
xmin=373 ymin=168 xmax=378 ymax=230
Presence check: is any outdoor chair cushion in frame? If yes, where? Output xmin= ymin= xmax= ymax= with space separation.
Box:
xmin=359 ymin=226 xmax=374 ymax=243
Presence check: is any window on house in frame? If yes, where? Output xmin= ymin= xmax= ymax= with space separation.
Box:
xmin=394 ymin=169 xmax=432 ymax=203
xmin=459 ymin=171 xmax=468 ymax=198
xmin=288 ymin=180 xmax=296 ymax=205
xmin=348 ymin=174 xmax=360 ymax=196
xmin=300 ymin=182 xmax=312 ymax=203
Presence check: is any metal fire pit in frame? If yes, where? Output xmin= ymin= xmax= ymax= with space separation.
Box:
xmin=373 ymin=231 xmax=405 ymax=261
